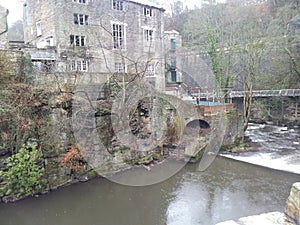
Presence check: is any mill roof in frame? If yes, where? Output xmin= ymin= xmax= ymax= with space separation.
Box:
xmin=129 ymin=0 xmax=165 ymax=11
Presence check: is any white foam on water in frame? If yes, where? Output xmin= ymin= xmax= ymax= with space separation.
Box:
xmin=221 ymin=152 xmax=300 ymax=174
xmin=221 ymin=123 xmax=300 ymax=175
xmin=216 ymin=212 xmax=288 ymax=225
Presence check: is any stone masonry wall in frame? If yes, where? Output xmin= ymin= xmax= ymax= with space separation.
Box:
xmin=23 ymin=0 xmax=166 ymax=90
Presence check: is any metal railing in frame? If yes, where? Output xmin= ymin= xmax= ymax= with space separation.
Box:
xmin=169 ymin=87 xmax=300 ymax=100
xmin=230 ymin=89 xmax=300 ymax=98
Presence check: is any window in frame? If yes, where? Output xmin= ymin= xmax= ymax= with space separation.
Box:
xmin=144 ymin=7 xmax=152 ymax=17
xmin=82 ymin=61 xmax=88 ymax=71
xmin=145 ymin=64 xmax=155 ymax=77
xmin=46 ymin=39 xmax=51 ymax=46
xmin=171 ymin=71 xmax=177 ymax=82
xmin=70 ymin=35 xmax=86 ymax=46
xmin=32 ymin=60 xmax=55 ymax=73
xmin=144 ymin=29 xmax=154 ymax=42
xmin=171 ymin=57 xmax=176 ymax=68
xmin=73 ymin=0 xmax=87 ymax=3
xmin=74 ymin=14 xmax=78 ymax=24
xmin=112 ymin=23 xmax=125 ymax=49
xmin=113 ymin=0 xmax=123 ymax=11
xmin=115 ymin=63 xmax=124 ymax=73
xmin=143 ymin=28 xmax=154 ymax=50
xmin=37 ymin=36 xmax=55 ymax=48
xmin=36 ymin=21 xmax=42 ymax=36
xmin=74 ymin=13 xmax=89 ymax=25
xmin=71 ymin=61 xmax=76 ymax=71
xmin=171 ymin=38 xmax=176 ymax=51
xmin=70 ymin=60 xmax=88 ymax=71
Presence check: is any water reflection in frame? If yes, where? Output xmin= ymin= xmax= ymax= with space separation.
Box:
xmin=166 ymin=172 xmax=255 ymax=224
xmin=167 ymin=181 xmax=208 ymax=225
xmin=166 ymin=157 xmax=299 ymax=225
xmin=0 ymin=157 xmax=299 ymax=225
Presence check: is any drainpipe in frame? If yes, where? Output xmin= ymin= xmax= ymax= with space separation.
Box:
xmin=0 ymin=9 xmax=9 ymax=36
xmin=158 ymin=9 xmax=165 ymax=92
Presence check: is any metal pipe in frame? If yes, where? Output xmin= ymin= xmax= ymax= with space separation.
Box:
xmin=0 ymin=9 xmax=9 ymax=36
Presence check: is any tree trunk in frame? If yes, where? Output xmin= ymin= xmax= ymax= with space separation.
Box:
xmin=243 ymin=76 xmax=253 ymax=131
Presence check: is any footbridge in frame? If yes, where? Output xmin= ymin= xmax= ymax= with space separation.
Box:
xmin=230 ymin=89 xmax=300 ymax=98
xmin=182 ymin=88 xmax=300 ymax=99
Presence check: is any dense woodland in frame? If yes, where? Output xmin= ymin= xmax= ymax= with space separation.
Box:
xmin=164 ymin=0 xmax=299 ymax=90
xmin=163 ymin=0 xmax=299 ymax=128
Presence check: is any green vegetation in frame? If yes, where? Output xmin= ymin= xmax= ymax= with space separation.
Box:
xmin=0 ymin=144 xmax=44 ymax=199
xmin=166 ymin=0 xmax=300 ymax=89
xmin=0 ymin=50 xmax=76 ymax=201
xmin=165 ymin=0 xmax=299 ymax=127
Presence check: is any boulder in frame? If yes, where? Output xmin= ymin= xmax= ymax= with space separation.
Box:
xmin=285 ymin=182 xmax=300 ymax=224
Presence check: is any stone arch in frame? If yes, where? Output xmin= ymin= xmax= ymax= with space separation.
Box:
xmin=185 ymin=119 xmax=210 ymax=129
xmin=183 ymin=119 xmax=211 ymax=137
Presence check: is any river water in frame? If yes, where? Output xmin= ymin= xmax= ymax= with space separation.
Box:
xmin=0 ymin=124 xmax=299 ymax=225
xmin=222 ymin=123 xmax=300 ymax=174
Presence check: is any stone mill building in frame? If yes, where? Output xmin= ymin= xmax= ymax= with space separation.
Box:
xmin=22 ymin=0 xmax=175 ymax=91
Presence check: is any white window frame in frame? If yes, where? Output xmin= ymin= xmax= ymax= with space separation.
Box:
xmin=71 ymin=60 xmax=76 ymax=71
xmin=33 ymin=61 xmax=42 ymax=70
xmin=144 ymin=7 xmax=153 ymax=17
xmin=32 ymin=60 xmax=55 ymax=73
xmin=73 ymin=0 xmax=87 ymax=4
xmin=70 ymin=60 xmax=88 ymax=72
xmin=112 ymin=22 xmax=126 ymax=49
xmin=142 ymin=26 xmax=155 ymax=49
xmin=114 ymin=62 xmax=125 ymax=73
xmin=82 ymin=61 xmax=88 ymax=71
xmin=36 ymin=21 xmax=42 ymax=37
xmin=70 ymin=35 xmax=86 ymax=46
xmin=145 ymin=64 xmax=155 ymax=77
xmin=37 ymin=35 xmax=55 ymax=48
xmin=74 ymin=13 xmax=89 ymax=25
xmin=144 ymin=29 xmax=154 ymax=42
xmin=112 ymin=0 xmax=123 ymax=11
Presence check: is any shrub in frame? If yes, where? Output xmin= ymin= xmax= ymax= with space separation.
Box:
xmin=60 ymin=145 xmax=84 ymax=172
xmin=0 ymin=144 xmax=44 ymax=199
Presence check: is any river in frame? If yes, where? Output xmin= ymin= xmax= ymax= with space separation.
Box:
xmin=0 ymin=124 xmax=299 ymax=225
xmin=221 ymin=123 xmax=300 ymax=174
